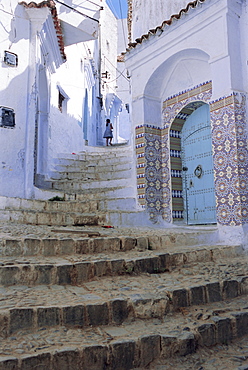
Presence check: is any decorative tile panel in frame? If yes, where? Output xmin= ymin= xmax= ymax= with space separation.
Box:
xmin=135 ymin=125 xmax=146 ymax=206
xmin=161 ymin=81 xmax=213 ymax=222
xmin=210 ymin=93 xmax=248 ymax=225
xmin=135 ymin=81 xmax=248 ymax=226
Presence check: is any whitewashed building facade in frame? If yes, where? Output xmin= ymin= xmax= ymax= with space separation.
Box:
xmin=0 ymin=0 xmax=122 ymax=199
xmin=124 ymin=0 xmax=248 ymax=241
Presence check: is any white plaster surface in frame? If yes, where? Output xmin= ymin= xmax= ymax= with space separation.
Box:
xmin=131 ymin=0 xmax=191 ymax=41
xmin=0 ymin=0 xmax=122 ymax=198
xmin=125 ymin=0 xmax=246 ymax=129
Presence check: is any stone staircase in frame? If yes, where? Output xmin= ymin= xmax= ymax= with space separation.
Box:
xmin=0 ymin=225 xmax=247 ymax=369
xmin=46 ymin=149 xmax=134 ymax=191
xmin=0 ymin=145 xmax=149 ymax=227
xmin=0 ymin=146 xmax=248 ymax=369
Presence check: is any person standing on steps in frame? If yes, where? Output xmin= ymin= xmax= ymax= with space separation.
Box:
xmin=103 ymin=118 xmax=113 ymax=146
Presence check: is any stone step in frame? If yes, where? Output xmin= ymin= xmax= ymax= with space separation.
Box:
xmin=64 ymin=185 xmax=136 ymax=200
xmin=0 ymin=196 xmax=138 ymax=213
xmin=0 ymin=248 xmax=247 ymax=328
xmin=0 ymin=244 xmax=244 ymax=286
xmin=0 ymin=248 xmax=246 ymax=320
xmin=0 ymin=297 xmax=247 ymax=369
xmin=0 ymin=210 xmax=105 ymax=226
xmin=0 ymin=224 xmax=236 ymax=257
xmin=0 ymin=275 xmax=247 ymax=335
xmin=49 ymin=177 xmax=132 ymax=191
xmin=99 ymin=197 xmax=139 ymax=211
xmin=54 ymin=160 xmax=132 ymax=173
xmin=0 ymin=196 xmax=98 ymax=213
xmin=52 ymin=155 xmax=131 ymax=169
xmin=51 ymin=161 xmax=132 ymax=176
xmin=49 ymin=168 xmax=133 ymax=181
xmin=148 ymin=334 xmax=248 ymax=370
xmin=0 ymin=234 xmax=140 ymax=258
xmin=0 ymin=220 xmax=246 ymax=368
xmin=0 ymin=197 xmax=141 ymax=226
xmin=58 ymin=145 xmax=132 ymax=159
xmin=79 ymin=145 xmax=131 ymax=155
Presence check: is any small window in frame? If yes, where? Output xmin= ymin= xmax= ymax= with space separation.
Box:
xmin=0 ymin=107 xmax=15 ymax=128
xmin=58 ymin=91 xmax=65 ymax=112
xmin=57 ymin=85 xmax=69 ymax=113
xmin=4 ymin=51 xmax=18 ymax=67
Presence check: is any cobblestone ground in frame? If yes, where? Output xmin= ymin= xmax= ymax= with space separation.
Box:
xmin=1 ymin=294 xmax=248 ymax=357
xmin=0 ymin=222 xmax=218 ymax=239
xmin=0 ymin=246 xmax=247 ymax=312
xmin=0 ymin=221 xmax=247 ymax=369
xmin=148 ymin=335 xmax=248 ymax=369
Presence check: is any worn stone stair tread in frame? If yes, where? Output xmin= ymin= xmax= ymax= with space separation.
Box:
xmin=0 ymin=242 xmax=245 ymax=273
xmin=49 ymin=178 xmax=132 ymax=190
xmin=0 ymin=243 xmax=246 ymax=268
xmin=0 ymin=270 xmax=247 ymax=310
xmin=0 ymin=298 xmax=247 ymax=369
xmin=0 ymin=256 xmax=247 ymax=320
xmin=50 ymin=171 xmax=128 ymax=180
xmin=1 ymin=210 xmax=106 ymax=227
xmin=0 ymin=222 xmax=221 ymax=245
xmin=0 ymin=196 xmax=139 ymax=214
xmin=64 ymin=185 xmax=134 ymax=193
xmin=50 ymin=229 xmax=101 ymax=236
xmin=139 ymin=334 xmax=248 ymax=370
xmin=51 ymin=162 xmax=132 ymax=173
xmin=5 ymin=210 xmax=103 ymax=217
xmin=49 ymin=169 xmax=133 ymax=182
xmin=54 ymin=154 xmax=132 ymax=162
xmin=0 ymin=230 xmax=242 ymax=260
xmin=53 ymin=155 xmax=131 ymax=162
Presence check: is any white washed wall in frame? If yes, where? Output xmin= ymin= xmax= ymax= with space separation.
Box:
xmin=0 ymin=0 xmax=125 ymax=199
xmin=117 ymin=18 xmax=131 ymax=143
xmin=126 ymin=0 xmax=245 ymax=129
xmin=131 ymin=0 xmax=190 ymax=40
xmin=49 ymin=43 xmax=88 ymax=160
xmin=0 ymin=2 xmax=30 ymax=197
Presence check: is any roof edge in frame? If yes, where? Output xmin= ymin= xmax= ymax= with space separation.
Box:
xmin=126 ymin=0 xmax=207 ymax=53
xmin=19 ymin=0 xmax=66 ymax=61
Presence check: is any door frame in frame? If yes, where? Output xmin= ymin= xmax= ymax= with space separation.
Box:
xmin=169 ymin=100 xmax=217 ymax=225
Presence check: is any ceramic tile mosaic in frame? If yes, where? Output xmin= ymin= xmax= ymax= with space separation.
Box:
xmin=210 ymin=93 xmax=248 ymax=225
xmin=135 ymin=81 xmax=248 ymax=226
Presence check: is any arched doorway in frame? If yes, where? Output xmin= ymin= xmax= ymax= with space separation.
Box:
xmin=170 ymin=102 xmax=216 ymax=224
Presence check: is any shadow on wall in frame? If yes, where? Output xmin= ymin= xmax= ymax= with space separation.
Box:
xmin=0 ymin=66 xmax=29 ymax=111
xmin=9 ymin=4 xmax=30 ymax=43
xmin=48 ymin=104 xmax=86 ymax=161
xmin=0 ymin=65 xmax=87 ymax=198
xmin=144 ymin=49 xmax=210 ymax=99
xmin=142 ymin=49 xmax=211 ymax=127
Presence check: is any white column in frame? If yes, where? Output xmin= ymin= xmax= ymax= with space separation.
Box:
xmin=23 ymin=7 xmax=49 ymax=198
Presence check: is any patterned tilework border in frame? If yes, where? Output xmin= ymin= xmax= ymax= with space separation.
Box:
xmin=145 ymin=127 xmax=171 ymax=222
xmin=210 ymin=93 xmax=248 ymax=225
xmin=135 ymin=126 xmax=146 ymax=206
xmin=135 ymin=125 xmax=169 ymax=219
xmin=163 ymin=81 xmax=212 ymax=109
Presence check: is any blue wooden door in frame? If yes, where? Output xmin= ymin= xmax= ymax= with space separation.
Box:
xmin=181 ymin=104 xmax=216 ymax=224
